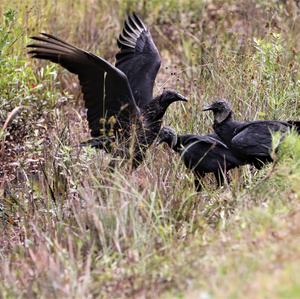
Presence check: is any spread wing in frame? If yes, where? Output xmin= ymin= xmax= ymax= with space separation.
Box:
xmin=27 ymin=33 xmax=139 ymax=137
xmin=116 ymin=13 xmax=161 ymax=108
xmin=231 ymin=121 xmax=289 ymax=157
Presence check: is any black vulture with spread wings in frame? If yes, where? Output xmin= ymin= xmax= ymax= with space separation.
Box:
xmin=27 ymin=14 xmax=187 ymax=168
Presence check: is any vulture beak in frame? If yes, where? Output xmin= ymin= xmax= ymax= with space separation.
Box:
xmin=156 ymin=138 xmax=164 ymax=146
xmin=202 ymin=104 xmax=213 ymax=111
xmin=176 ymin=93 xmax=188 ymax=102
xmin=170 ymin=134 xmax=178 ymax=148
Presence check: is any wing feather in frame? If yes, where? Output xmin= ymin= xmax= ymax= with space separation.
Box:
xmin=116 ymin=13 xmax=161 ymax=108
xmin=28 ymin=33 xmax=139 ymax=137
xmin=231 ymin=121 xmax=289 ymax=156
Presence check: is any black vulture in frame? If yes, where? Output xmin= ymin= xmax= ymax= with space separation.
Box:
xmin=158 ymin=127 xmax=244 ymax=191
xmin=203 ymin=99 xmax=299 ymax=169
xmin=27 ymin=14 xmax=187 ymax=168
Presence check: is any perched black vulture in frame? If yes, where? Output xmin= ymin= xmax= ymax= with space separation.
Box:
xmin=27 ymin=14 xmax=187 ymax=168
xmin=203 ymin=99 xmax=299 ymax=169
xmin=158 ymin=127 xmax=244 ymax=191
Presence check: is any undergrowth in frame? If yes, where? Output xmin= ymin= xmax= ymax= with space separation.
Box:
xmin=0 ymin=1 xmax=299 ymax=298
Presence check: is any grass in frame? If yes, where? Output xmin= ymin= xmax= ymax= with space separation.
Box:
xmin=0 ymin=0 xmax=300 ymax=298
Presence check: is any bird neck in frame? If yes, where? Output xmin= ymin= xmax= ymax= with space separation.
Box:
xmin=213 ymin=112 xmax=240 ymax=145
xmin=214 ymin=111 xmax=232 ymax=125
xmin=143 ymin=99 xmax=168 ymax=124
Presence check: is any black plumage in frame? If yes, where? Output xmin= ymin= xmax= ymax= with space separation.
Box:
xmin=203 ymin=99 xmax=299 ymax=169
xmin=158 ymin=127 xmax=244 ymax=191
xmin=27 ymin=14 xmax=187 ymax=168
xmin=287 ymin=121 xmax=300 ymax=134
xmin=116 ymin=14 xmax=161 ymax=109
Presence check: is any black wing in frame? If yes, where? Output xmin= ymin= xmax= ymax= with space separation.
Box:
xmin=231 ymin=121 xmax=289 ymax=157
xmin=181 ymin=133 xmax=228 ymax=149
xmin=287 ymin=121 xmax=300 ymax=134
xmin=27 ymin=33 xmax=139 ymax=137
xmin=179 ymin=133 xmax=241 ymax=173
xmin=116 ymin=13 xmax=161 ymax=108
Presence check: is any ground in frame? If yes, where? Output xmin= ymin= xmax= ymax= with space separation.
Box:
xmin=0 ymin=0 xmax=300 ymax=298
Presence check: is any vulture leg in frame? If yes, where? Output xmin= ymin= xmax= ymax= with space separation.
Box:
xmin=194 ymin=172 xmax=205 ymax=192
xmin=80 ymin=136 xmax=114 ymax=152
xmin=214 ymin=171 xmax=231 ymax=188
xmin=253 ymin=158 xmax=270 ymax=170
xmin=214 ymin=171 xmax=224 ymax=188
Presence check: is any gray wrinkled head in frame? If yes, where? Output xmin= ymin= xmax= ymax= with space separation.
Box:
xmin=203 ymin=99 xmax=232 ymax=124
xmin=158 ymin=126 xmax=178 ymax=149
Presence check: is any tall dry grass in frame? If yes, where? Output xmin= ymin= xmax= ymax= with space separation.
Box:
xmin=0 ymin=0 xmax=300 ymax=298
